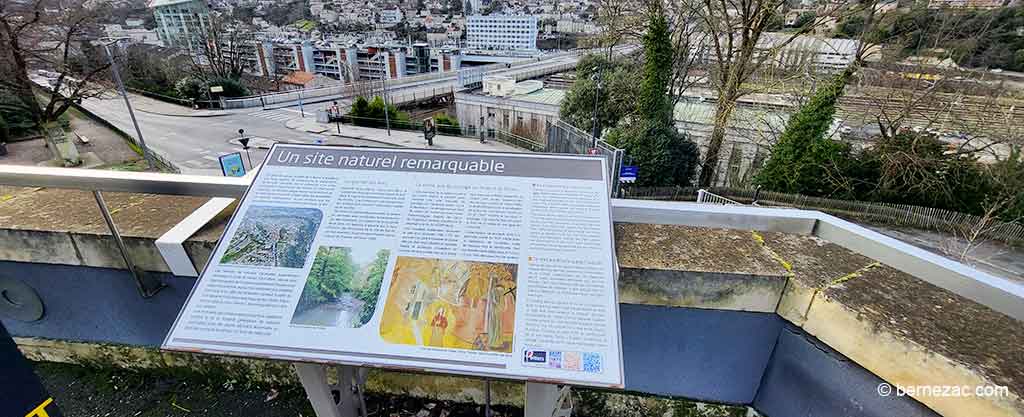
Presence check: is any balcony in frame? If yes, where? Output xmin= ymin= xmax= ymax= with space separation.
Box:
xmin=0 ymin=165 xmax=1020 ymax=417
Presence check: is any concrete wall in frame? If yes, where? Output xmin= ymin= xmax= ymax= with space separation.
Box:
xmin=0 ymin=216 xmax=1018 ymax=416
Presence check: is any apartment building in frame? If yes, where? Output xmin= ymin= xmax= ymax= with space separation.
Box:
xmin=232 ymin=39 xmax=465 ymax=82
xmin=466 ymin=15 xmax=538 ymax=51
xmin=151 ymin=0 xmax=210 ymax=51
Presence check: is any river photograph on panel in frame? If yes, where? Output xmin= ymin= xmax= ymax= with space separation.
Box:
xmin=291 ymin=245 xmax=390 ymax=328
xmin=379 ymin=257 xmax=517 ymax=353
xmin=220 ymin=206 xmax=322 ymax=268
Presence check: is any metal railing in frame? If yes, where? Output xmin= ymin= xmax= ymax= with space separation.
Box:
xmin=696 ymin=189 xmax=742 ymax=205
xmin=545 ymin=120 xmax=624 ymax=196
xmin=224 ymin=48 xmax=612 ymax=109
xmin=633 ymin=186 xmax=1024 ymax=245
xmin=336 ymin=113 xmax=544 ymax=152
xmin=0 ymin=164 xmax=1020 ymax=321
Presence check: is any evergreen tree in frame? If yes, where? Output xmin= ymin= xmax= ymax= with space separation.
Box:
xmin=605 ymin=3 xmax=700 ymax=187
xmin=755 ymin=68 xmax=854 ymax=195
xmin=638 ymin=4 xmax=673 ymax=127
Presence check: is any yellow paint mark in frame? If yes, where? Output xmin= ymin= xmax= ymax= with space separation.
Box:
xmin=25 ymin=397 xmax=55 ymax=417
xmin=752 ymin=231 xmax=793 ymax=274
xmin=824 ymin=262 xmax=881 ymax=289
xmin=171 ymin=400 xmax=191 ymax=413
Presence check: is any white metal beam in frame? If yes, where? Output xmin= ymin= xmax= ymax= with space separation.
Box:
xmin=155 ymin=197 xmax=235 ymax=277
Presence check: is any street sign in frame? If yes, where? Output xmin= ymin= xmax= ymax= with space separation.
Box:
xmin=619 ymin=165 xmax=638 ymax=183
xmin=209 ymin=86 xmax=224 ymax=93
xmin=219 ymin=152 xmax=246 ymax=177
xmin=164 ymin=145 xmax=624 ymax=389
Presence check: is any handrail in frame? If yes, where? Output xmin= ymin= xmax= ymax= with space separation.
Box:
xmin=0 ymin=164 xmax=1021 ymax=321
xmin=0 ymin=165 xmax=250 ymax=198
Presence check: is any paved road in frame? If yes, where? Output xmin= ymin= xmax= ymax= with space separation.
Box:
xmin=78 ymin=48 xmax=640 ymax=175
xmin=81 ymin=95 xmax=368 ymax=175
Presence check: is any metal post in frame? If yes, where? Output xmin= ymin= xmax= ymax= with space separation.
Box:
xmin=294 ymin=363 xmax=365 ymax=417
xmin=103 ymin=41 xmax=156 ymax=170
xmin=376 ymin=53 xmax=391 ymax=136
xmin=524 ymin=382 xmax=572 ymax=417
xmin=590 ymin=72 xmax=603 ymax=148
xmin=485 ymin=380 xmax=492 ymax=417
xmin=93 ymin=190 xmax=164 ymax=297
xmin=299 ymin=90 xmax=305 ymax=118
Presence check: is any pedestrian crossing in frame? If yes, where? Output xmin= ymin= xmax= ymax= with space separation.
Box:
xmin=245 ymin=108 xmax=305 ymax=123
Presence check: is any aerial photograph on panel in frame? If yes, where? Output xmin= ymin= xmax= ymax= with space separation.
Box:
xmin=221 ymin=206 xmax=322 ymax=268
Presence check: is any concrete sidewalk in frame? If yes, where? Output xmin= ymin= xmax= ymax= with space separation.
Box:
xmin=285 ymin=118 xmax=527 ymax=153
xmin=123 ymin=92 xmax=229 ymax=118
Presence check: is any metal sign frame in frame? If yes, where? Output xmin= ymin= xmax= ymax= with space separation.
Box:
xmin=163 ymin=144 xmax=625 ymax=391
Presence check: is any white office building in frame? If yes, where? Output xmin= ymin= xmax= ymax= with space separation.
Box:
xmin=150 ymin=0 xmax=210 ymax=51
xmin=466 ymin=15 xmax=538 ymax=51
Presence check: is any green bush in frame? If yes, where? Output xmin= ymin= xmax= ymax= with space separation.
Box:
xmin=607 ymin=120 xmax=700 ymax=187
xmin=175 ymin=76 xmax=206 ymax=101
xmin=986 ymin=147 xmax=1024 ymax=221
xmin=207 ymin=77 xmax=250 ymax=98
xmin=174 ymin=76 xmax=250 ymax=100
xmin=852 ymin=132 xmax=993 ymax=215
xmin=433 ymin=114 xmax=460 ymax=135
xmin=0 ymin=88 xmax=39 ymax=138
xmin=0 ymin=115 xmax=8 ymax=142
xmin=349 ymin=96 xmax=410 ymax=129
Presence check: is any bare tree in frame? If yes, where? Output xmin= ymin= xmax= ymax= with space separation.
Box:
xmin=187 ymin=12 xmax=252 ymax=82
xmin=593 ymin=0 xmax=645 ymax=57
xmin=940 ymin=197 xmax=1019 ymax=264
xmin=841 ymin=6 xmax=1022 ymax=156
xmin=691 ymin=0 xmax=856 ymax=186
xmin=0 ymin=0 xmax=112 ymax=128
xmin=665 ymin=0 xmax=709 ymax=107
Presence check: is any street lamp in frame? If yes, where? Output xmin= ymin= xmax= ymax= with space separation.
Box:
xmin=101 ymin=38 xmax=156 ymax=170
xmin=377 ymin=53 xmax=391 ymax=136
xmin=238 ymin=129 xmax=253 ymax=170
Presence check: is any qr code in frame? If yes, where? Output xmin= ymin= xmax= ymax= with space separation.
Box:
xmin=548 ymin=351 xmax=563 ymax=369
xmin=582 ymin=352 xmax=602 ymax=373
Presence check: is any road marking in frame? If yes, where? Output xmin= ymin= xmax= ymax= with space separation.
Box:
xmin=201 ymin=155 xmax=219 ymax=161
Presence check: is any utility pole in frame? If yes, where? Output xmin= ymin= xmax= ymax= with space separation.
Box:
xmin=379 ymin=54 xmax=392 ymax=136
xmin=102 ymin=39 xmax=156 ymax=169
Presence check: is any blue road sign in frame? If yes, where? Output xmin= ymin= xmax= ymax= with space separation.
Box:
xmin=619 ymin=165 xmax=638 ymax=183
xmin=219 ymin=152 xmax=247 ymax=177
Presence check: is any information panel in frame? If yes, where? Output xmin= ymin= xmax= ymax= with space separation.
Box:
xmin=163 ymin=144 xmax=623 ymax=388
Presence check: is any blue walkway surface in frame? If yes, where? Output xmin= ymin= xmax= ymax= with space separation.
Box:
xmin=1 ymin=261 xmax=940 ymax=416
